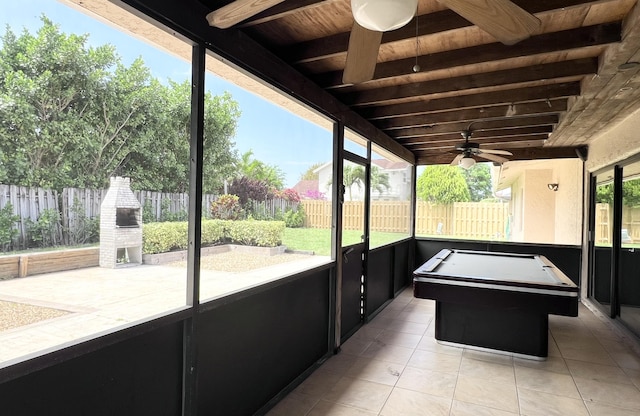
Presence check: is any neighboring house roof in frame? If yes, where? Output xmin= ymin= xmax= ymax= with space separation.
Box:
xmin=313 ymin=162 xmax=332 ymax=174
xmin=292 ymin=179 xmax=319 ymax=195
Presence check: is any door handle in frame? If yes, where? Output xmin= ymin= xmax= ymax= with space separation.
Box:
xmin=343 ymin=247 xmax=354 ymax=263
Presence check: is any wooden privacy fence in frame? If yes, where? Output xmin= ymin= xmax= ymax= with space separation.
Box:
xmin=2 ymin=182 xmax=511 ymax=249
xmin=302 ymin=200 xmax=509 ymax=239
xmin=595 ymin=203 xmax=640 ymax=244
xmin=0 ymin=185 xmax=62 ymax=247
xmin=0 ymin=184 xmax=220 ymax=249
xmin=250 ymin=198 xmax=297 ymax=219
xmin=302 ymin=200 xmax=333 ymax=229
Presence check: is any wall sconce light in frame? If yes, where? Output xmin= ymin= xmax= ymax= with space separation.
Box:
xmin=547 ymin=183 xmax=559 ymax=191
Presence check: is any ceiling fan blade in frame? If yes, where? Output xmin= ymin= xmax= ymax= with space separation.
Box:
xmin=450 ymin=154 xmax=464 ymax=166
xmin=438 ymin=0 xmax=541 ymax=45
xmin=477 ymin=153 xmax=509 ymax=164
xmin=206 ymin=0 xmax=285 ymax=29
xmin=342 ymin=22 xmax=382 ymax=84
xmin=479 ymin=148 xmax=513 ymax=156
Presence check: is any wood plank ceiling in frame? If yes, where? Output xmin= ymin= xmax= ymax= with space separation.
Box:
xmin=161 ymin=0 xmax=640 ymax=164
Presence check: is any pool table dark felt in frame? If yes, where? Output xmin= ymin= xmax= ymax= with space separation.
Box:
xmin=413 ymin=249 xmax=579 ymax=358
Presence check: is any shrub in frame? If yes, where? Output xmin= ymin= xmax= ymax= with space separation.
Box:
xmin=142 ymin=200 xmax=156 ymax=223
xmin=160 ymin=198 xmax=188 ymax=222
xmin=142 ymin=221 xmax=188 ymax=254
xmin=144 ymin=220 xmax=226 ymax=254
xmin=66 ymin=199 xmax=100 ymax=244
xmin=25 ymin=209 xmax=61 ymax=248
xmin=227 ymin=177 xmax=274 ymax=205
xmin=302 ymin=190 xmax=326 ymax=200
xmin=210 ymin=194 xmax=244 ymax=220
xmin=284 ymin=205 xmax=305 ymax=228
xmin=223 ymin=220 xmax=285 ymax=247
xmin=276 ymin=188 xmax=301 ymax=202
xmin=0 ymin=203 xmax=20 ymax=251
xmin=201 ymin=219 xmax=225 ymax=245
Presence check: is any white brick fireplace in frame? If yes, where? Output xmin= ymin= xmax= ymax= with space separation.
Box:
xmin=99 ymin=177 xmax=142 ymax=268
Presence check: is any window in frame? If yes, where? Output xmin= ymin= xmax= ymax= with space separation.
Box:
xmin=369 ymin=144 xmax=412 ymax=248
xmin=499 ymin=159 xmax=582 ymax=245
xmin=0 ymin=2 xmax=341 ymax=364
xmin=415 ymin=162 xmax=507 ymax=240
xmin=196 ymin=53 xmax=334 ymax=302
xmin=0 ymin=2 xmax=193 ymax=364
xmin=415 ymin=158 xmax=582 ymax=245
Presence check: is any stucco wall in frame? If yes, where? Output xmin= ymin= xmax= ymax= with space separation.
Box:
xmin=506 ymin=160 xmax=583 ymax=245
xmin=587 ymin=106 xmax=640 ymax=172
xmin=523 ymin=169 xmax=556 ymax=243
xmin=510 ymin=176 xmax=525 ymax=241
xmin=553 ymin=159 xmax=584 ymax=245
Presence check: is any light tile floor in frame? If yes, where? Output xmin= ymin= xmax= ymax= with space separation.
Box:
xmin=268 ymin=289 xmax=640 ymax=416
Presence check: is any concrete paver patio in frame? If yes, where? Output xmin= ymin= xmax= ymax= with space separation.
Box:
xmin=0 ymin=255 xmax=331 ymax=365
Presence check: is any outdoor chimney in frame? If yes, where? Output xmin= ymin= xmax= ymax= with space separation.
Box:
xmin=99 ymin=177 xmax=142 ymax=268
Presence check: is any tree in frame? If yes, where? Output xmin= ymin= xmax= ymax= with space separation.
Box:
xmin=343 ymin=164 xmax=365 ymax=200
xmin=461 ymin=162 xmax=493 ymax=202
xmin=127 ymin=82 xmax=239 ymax=193
xmin=0 ymin=16 xmax=121 ymax=189
xmin=597 ymin=181 xmax=640 ymax=207
xmin=236 ymin=150 xmax=285 ymax=190
xmin=0 ymin=17 xmax=240 ymax=193
xmin=416 ymin=165 xmax=470 ymax=203
xmin=299 ymin=162 xmax=324 ymax=181
xmin=370 ymin=165 xmax=391 ymax=197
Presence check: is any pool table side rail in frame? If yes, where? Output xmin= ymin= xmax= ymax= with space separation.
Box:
xmin=414 ymin=250 xmax=578 ymax=293
xmin=413 ymin=278 xmax=579 ymax=317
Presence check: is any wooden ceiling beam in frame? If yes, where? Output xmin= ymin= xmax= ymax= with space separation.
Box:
xmin=506 ymin=146 xmax=583 ymax=160
xmin=362 ymin=82 xmax=581 ymax=119
xmin=390 ymin=115 xmax=559 ymax=139
xmin=317 ymin=23 xmax=620 ymax=89
xmin=401 ymin=127 xmax=554 ymax=147
xmin=340 ymin=58 xmax=597 ymax=106
xmin=418 ymin=136 xmax=551 ymax=149
xmin=287 ymin=0 xmax=599 ymax=63
xmin=288 ymin=10 xmax=467 ymax=63
xmin=376 ymin=100 xmax=567 ymax=129
xmin=415 ymin=146 xmax=582 ymax=165
xmin=238 ymin=0 xmax=330 ymax=27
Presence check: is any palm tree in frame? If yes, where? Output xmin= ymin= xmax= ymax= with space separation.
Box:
xmin=343 ymin=164 xmax=365 ymax=201
xmin=235 ymin=150 xmax=285 ymax=189
xmin=370 ymin=166 xmax=391 ymax=197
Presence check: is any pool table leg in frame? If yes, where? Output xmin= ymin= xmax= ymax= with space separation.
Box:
xmin=435 ymin=301 xmax=549 ymax=359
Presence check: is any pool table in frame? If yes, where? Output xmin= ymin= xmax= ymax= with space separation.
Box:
xmin=413 ymin=249 xmax=579 ymax=359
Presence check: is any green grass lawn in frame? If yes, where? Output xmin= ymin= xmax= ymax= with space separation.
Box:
xmin=283 ymin=228 xmax=410 ymax=256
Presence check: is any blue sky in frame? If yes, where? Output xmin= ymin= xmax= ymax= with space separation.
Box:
xmin=0 ymin=0 xmax=333 ymax=188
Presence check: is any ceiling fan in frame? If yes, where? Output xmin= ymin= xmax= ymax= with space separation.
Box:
xmin=206 ymin=0 xmax=541 ymax=84
xmin=450 ymin=129 xmax=513 ymax=169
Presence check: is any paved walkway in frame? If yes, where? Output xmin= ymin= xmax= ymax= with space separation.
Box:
xmin=0 ymin=256 xmax=330 ymax=365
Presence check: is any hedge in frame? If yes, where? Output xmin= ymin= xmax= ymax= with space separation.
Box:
xmin=142 ymin=219 xmax=284 ymax=254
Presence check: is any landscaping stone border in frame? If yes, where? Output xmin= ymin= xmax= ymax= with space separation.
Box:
xmin=0 ymin=247 xmax=100 ymax=280
xmin=142 ymin=244 xmax=287 ymax=265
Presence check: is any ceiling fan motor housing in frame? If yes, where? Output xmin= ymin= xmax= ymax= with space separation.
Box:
xmin=456 ymin=141 xmax=480 ymax=152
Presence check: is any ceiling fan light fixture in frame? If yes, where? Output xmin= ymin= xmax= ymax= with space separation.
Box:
xmin=351 ymin=0 xmax=417 ymax=32
xmin=459 ymin=156 xmax=476 ymax=170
